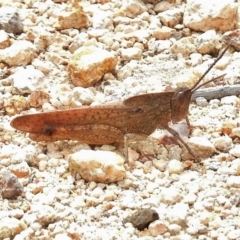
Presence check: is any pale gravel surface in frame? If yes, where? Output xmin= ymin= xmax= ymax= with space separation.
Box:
xmin=1 ymin=0 xmax=240 ymax=240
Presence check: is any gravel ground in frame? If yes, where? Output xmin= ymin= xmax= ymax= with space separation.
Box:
xmin=1 ymin=0 xmax=240 ymax=239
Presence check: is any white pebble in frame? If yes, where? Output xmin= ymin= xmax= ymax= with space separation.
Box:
xmin=229 ymin=145 xmax=240 ymax=158
xmin=221 ymin=96 xmax=238 ymax=105
xmin=161 ymin=187 xmax=182 ymax=204
xmin=91 ymin=187 xmax=104 ymax=198
xmin=167 ymin=159 xmax=183 ymax=174
xmin=195 ymin=97 xmax=208 ymax=107
xmin=183 ymin=193 xmax=197 ymax=204
xmin=227 ymin=229 xmax=240 ymax=239
xmin=227 ymin=176 xmax=240 ymax=188
xmin=38 ymin=160 xmax=48 ymax=171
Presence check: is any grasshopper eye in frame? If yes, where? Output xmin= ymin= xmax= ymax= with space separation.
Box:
xmin=177 ymin=91 xmax=185 ymax=103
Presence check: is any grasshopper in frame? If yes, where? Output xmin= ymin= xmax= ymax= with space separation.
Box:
xmin=11 ymin=45 xmax=229 ymax=161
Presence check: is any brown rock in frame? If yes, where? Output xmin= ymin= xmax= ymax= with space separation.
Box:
xmin=223 ymin=29 xmax=240 ymax=51
xmin=158 ymin=8 xmax=183 ymax=28
xmin=154 ymin=1 xmax=173 ymax=13
xmin=0 ymin=7 xmax=23 ymax=34
xmin=182 ymin=136 xmax=216 ymax=160
xmin=54 ymin=1 xmax=89 ymax=30
xmin=29 ymin=91 xmax=50 ymax=108
xmin=142 ymin=0 xmax=162 ymax=4
xmin=0 ymin=171 xmax=24 ymax=199
xmin=149 ymin=220 xmax=168 ymax=236
xmin=171 ymin=36 xmax=196 ymax=57
xmin=53 ymin=0 xmax=67 ymax=2
xmin=196 ymin=30 xmax=221 ymax=55
xmin=97 ymin=0 xmax=111 ymax=3
xmin=123 ymin=209 xmax=159 ymax=231
xmin=4 ymin=95 xmax=29 ymax=116
xmin=0 ymin=217 xmax=26 ymax=239
xmin=183 ymin=0 xmax=237 ymax=32
xmin=68 ymin=46 xmax=117 ymax=87
xmin=9 ymin=161 xmax=31 ymax=178
xmin=121 ymin=0 xmax=147 ymax=18
xmin=152 ymin=26 xmax=176 ymax=40
xmin=0 ymin=30 xmax=11 ymax=49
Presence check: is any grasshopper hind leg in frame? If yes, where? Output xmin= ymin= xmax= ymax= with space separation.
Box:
xmin=124 ymin=133 xmax=152 ymax=163
xmin=166 ymin=126 xmax=200 ymax=162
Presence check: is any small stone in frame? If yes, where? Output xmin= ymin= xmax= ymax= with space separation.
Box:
xmin=229 ymin=146 xmax=240 ymax=158
xmin=0 ymin=217 xmax=26 ymax=239
xmin=195 ymin=30 xmax=221 ymax=55
xmin=167 ymin=159 xmax=183 ymax=174
xmin=28 ymin=91 xmax=50 ymax=108
xmin=0 ymin=7 xmax=23 ymax=34
xmin=199 ymin=212 xmax=214 ymax=225
xmin=71 ymin=87 xmax=95 ymax=105
xmin=11 ymin=67 xmax=45 ymax=94
xmin=121 ymin=47 xmax=142 ymax=60
xmin=149 ymin=220 xmax=168 ymax=236
xmin=183 ymin=193 xmax=197 ymax=205
xmin=183 ymin=0 xmax=237 ymax=32
xmin=166 ymin=203 xmax=189 ymax=225
xmin=152 ymin=159 xmax=167 ymax=172
xmin=223 ymin=29 xmax=240 ymax=51
xmin=68 ymin=46 xmax=117 ymax=87
xmin=54 ymin=2 xmax=89 ymax=30
xmin=53 ymin=0 xmax=68 ymax=2
xmin=0 ymin=40 xmax=37 ymax=66
xmin=221 ymin=96 xmax=238 ymax=105
xmin=0 ymin=30 xmax=11 ymax=49
xmin=195 ymin=97 xmax=208 ymax=107
xmin=142 ymin=0 xmax=161 ymax=4
xmin=68 ymin=150 xmax=126 ymax=183
xmin=38 ymin=160 xmax=48 ymax=171
xmin=8 ymin=161 xmax=31 ymax=178
xmin=121 ymin=0 xmax=147 ymax=18
xmin=171 ymin=36 xmax=196 ymax=57
xmin=91 ymin=10 xmax=113 ymax=30
xmin=189 ymin=52 xmax=203 ymax=66
xmin=55 ymin=233 xmax=72 ymax=240
xmin=152 ymin=26 xmax=176 ymax=40
xmin=212 ymin=135 xmax=233 ymax=152
xmin=0 ymin=171 xmax=24 ymax=199
xmin=4 ymin=95 xmax=29 ymax=116
xmin=182 ymin=136 xmax=216 ymax=160
xmin=214 ymin=55 xmax=231 ymax=70
xmin=124 ymin=29 xmax=151 ymax=43
xmin=160 ymin=187 xmax=182 ymax=204
xmin=227 ymin=229 xmax=240 ymax=240
xmin=226 ymin=176 xmax=240 ymax=188
xmin=97 ymin=0 xmax=111 ymax=3
xmin=148 ymin=39 xmax=172 ymax=53
xmin=154 ymin=1 xmax=173 ymax=13
xmin=31 ymin=59 xmax=54 ymax=74
xmin=168 ymin=223 xmax=181 ymax=235
xmin=232 ymin=127 xmax=240 ymax=137
xmin=158 ymin=8 xmax=183 ymax=28
xmin=123 ymin=209 xmax=159 ymax=231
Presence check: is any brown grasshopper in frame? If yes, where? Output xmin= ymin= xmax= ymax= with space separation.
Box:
xmin=10 ymin=45 xmax=229 ymax=161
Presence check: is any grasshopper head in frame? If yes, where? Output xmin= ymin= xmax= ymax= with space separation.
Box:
xmin=170 ymin=45 xmax=229 ymax=124
xmin=171 ymin=87 xmax=192 ymax=123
